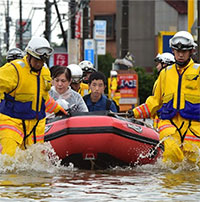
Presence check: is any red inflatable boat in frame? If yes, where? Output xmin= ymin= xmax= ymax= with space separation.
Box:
xmin=44 ymin=111 xmax=163 ymax=169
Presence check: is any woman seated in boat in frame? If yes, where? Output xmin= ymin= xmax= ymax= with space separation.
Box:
xmin=83 ymin=71 xmax=117 ymax=112
xmin=48 ymin=65 xmax=88 ymax=114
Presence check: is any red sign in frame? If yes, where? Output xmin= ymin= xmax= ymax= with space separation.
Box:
xmin=118 ymin=74 xmax=138 ymax=98
xmin=53 ymin=53 xmax=68 ymax=66
xmin=75 ymin=12 xmax=81 ymax=39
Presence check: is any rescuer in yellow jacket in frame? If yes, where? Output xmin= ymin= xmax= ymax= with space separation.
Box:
xmin=152 ymin=52 xmax=175 ymax=129
xmin=0 ymin=36 xmax=66 ymax=156
xmin=109 ymin=70 xmax=121 ymax=107
xmin=128 ymin=31 xmax=200 ymax=165
xmin=79 ymin=60 xmax=96 ymax=84
xmin=68 ymin=60 xmax=96 ymax=97
xmin=6 ymin=47 xmax=24 ymax=62
xmin=67 ymin=64 xmax=89 ymax=96
xmin=78 ymin=60 xmax=96 ymax=96
xmin=78 ymin=60 xmax=96 ymax=97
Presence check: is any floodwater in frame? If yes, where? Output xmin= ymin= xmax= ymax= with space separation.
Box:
xmin=0 ymin=143 xmax=200 ymax=202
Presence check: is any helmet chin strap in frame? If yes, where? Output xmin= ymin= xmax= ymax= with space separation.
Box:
xmin=28 ymin=55 xmax=42 ymax=72
xmin=175 ymin=58 xmax=190 ymax=67
xmin=83 ymin=79 xmax=89 ymax=84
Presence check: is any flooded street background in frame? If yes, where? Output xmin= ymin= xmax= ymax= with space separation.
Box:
xmin=0 ymin=143 xmax=200 ymax=201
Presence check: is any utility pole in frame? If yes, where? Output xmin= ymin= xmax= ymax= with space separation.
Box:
xmin=198 ymin=0 xmax=200 ymax=62
xmin=54 ymin=0 xmax=67 ymax=51
xmin=68 ymin=0 xmax=79 ymax=64
xmin=121 ymin=0 xmax=129 ymax=58
xmin=44 ymin=0 xmax=51 ymax=42
xmin=82 ymin=0 xmax=90 ymax=60
xmin=5 ymin=0 xmax=10 ymax=51
xmin=69 ymin=0 xmax=76 ymax=39
xmin=19 ymin=0 xmax=23 ymax=49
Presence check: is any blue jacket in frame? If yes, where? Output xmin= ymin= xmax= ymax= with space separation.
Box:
xmin=84 ymin=94 xmax=117 ymax=112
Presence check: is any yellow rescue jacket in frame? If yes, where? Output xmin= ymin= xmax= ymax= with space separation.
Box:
xmin=133 ymin=59 xmax=200 ymax=121
xmin=110 ymin=77 xmax=121 ymax=106
xmin=111 ymin=77 xmax=118 ymax=91
xmin=79 ymin=82 xmax=89 ymax=97
xmin=0 ymin=56 xmax=55 ymax=120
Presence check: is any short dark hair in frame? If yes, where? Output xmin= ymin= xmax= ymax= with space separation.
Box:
xmin=51 ymin=66 xmax=71 ymax=82
xmin=88 ymin=71 xmax=106 ymax=85
xmin=50 ymin=65 xmax=60 ymax=77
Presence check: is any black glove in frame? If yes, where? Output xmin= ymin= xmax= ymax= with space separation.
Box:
xmin=127 ymin=109 xmax=134 ymax=118
xmin=55 ymin=109 xmax=68 ymax=117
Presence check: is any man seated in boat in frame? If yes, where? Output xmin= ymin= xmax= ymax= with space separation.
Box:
xmin=83 ymin=71 xmax=117 ymax=112
xmin=128 ymin=31 xmax=200 ymax=166
xmin=49 ymin=65 xmax=88 ymax=114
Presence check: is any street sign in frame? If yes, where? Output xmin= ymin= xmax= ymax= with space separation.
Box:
xmin=53 ymin=53 xmax=68 ymax=66
xmin=75 ymin=11 xmax=81 ymax=39
xmin=93 ymin=20 xmax=107 ymax=55
xmin=84 ymin=39 xmax=95 ymax=64
xmin=16 ymin=19 xmax=32 ymax=49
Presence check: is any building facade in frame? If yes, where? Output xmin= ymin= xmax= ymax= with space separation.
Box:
xmin=89 ymin=0 xmax=188 ymax=68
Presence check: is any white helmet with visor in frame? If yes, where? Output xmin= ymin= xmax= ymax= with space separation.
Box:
xmin=79 ymin=60 xmax=96 ymax=73
xmin=25 ymin=36 xmax=54 ymax=61
xmin=169 ymin=31 xmax=197 ymax=51
xmin=67 ymin=64 xmax=83 ymax=84
xmin=154 ymin=53 xmax=175 ymax=65
xmin=6 ymin=48 xmax=24 ymax=62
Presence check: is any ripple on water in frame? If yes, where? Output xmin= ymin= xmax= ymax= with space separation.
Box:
xmin=0 ymin=144 xmax=200 ymax=201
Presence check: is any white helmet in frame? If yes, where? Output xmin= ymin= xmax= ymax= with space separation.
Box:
xmin=67 ymin=64 xmax=83 ymax=83
xmin=79 ymin=60 xmax=96 ymax=73
xmin=110 ymin=70 xmax=118 ymax=77
xmin=154 ymin=52 xmax=175 ymax=65
xmin=6 ymin=48 xmax=24 ymax=62
xmin=25 ymin=36 xmax=54 ymax=60
xmin=169 ymin=31 xmax=197 ymax=50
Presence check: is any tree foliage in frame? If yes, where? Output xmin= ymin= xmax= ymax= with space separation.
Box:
xmin=98 ymin=53 xmax=115 ymax=79
xmin=0 ymin=56 xmax=6 ymax=67
xmin=97 ymin=53 xmax=115 ymax=94
xmin=134 ymin=66 xmax=157 ymax=104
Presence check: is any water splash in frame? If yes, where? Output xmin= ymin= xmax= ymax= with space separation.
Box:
xmin=133 ymin=136 xmax=200 ymax=173
xmin=0 ymin=142 xmax=75 ymax=173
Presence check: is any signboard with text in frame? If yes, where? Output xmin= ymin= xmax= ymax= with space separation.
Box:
xmin=118 ymin=73 xmax=138 ymax=104
xmin=53 ymin=53 xmax=68 ymax=66
xmin=75 ymin=11 xmax=81 ymax=39
xmin=93 ymin=20 xmax=106 ymax=55
xmin=84 ymin=39 xmax=95 ymax=64
xmin=16 ymin=19 xmax=32 ymax=49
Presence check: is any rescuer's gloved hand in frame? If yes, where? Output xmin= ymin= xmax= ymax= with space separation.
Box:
xmin=55 ymin=108 xmax=68 ymax=117
xmin=127 ymin=109 xmax=134 ymax=118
